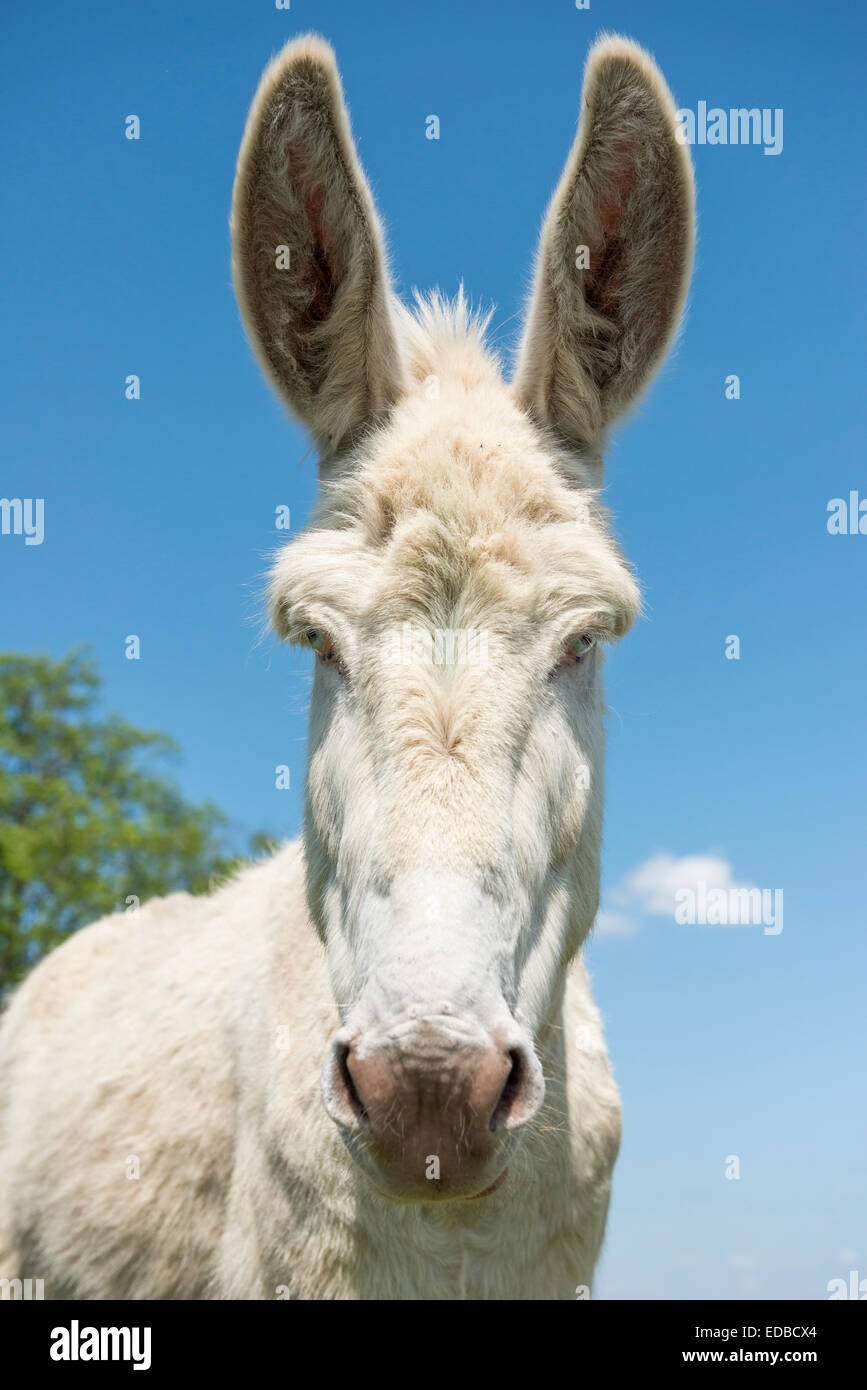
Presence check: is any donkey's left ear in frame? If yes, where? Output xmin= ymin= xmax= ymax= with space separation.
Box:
xmin=513 ymin=36 xmax=695 ymax=453
xmin=231 ymin=35 xmax=407 ymax=457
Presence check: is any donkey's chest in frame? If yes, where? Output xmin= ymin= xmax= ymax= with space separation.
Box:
xmin=346 ymin=1200 xmax=588 ymax=1301
xmin=265 ymin=1160 xmax=590 ymax=1300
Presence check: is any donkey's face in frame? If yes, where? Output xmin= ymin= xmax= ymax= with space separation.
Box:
xmin=233 ymin=34 xmax=693 ymax=1201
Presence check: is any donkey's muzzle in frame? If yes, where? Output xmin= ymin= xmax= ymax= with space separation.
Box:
xmin=321 ymin=1017 xmax=544 ymax=1200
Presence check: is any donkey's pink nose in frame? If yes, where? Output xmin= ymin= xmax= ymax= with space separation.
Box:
xmin=322 ymin=1021 xmax=543 ymax=1199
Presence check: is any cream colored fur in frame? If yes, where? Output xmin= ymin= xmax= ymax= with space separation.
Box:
xmin=0 ymin=850 xmax=619 ymax=1298
xmin=0 ymin=33 xmax=693 ymax=1300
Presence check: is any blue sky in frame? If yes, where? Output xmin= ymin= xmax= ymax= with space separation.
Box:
xmin=1 ymin=0 xmax=864 ymax=1298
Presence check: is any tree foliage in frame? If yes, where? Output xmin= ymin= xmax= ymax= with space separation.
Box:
xmin=0 ymin=649 xmax=263 ymax=992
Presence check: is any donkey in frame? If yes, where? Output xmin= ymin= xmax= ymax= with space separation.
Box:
xmin=0 ymin=34 xmax=693 ymax=1300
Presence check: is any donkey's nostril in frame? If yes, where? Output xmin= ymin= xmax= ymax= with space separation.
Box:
xmin=335 ymin=1042 xmax=368 ymax=1127
xmin=489 ymin=1045 xmax=542 ymax=1132
xmin=490 ymin=1049 xmax=523 ymax=1130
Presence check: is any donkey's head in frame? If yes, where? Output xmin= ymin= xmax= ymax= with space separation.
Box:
xmin=232 ymin=34 xmax=693 ymax=1201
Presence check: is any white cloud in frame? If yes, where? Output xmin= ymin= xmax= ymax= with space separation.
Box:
xmin=597 ymin=851 xmax=759 ymax=934
xmin=622 ymin=852 xmax=740 ymax=915
xmin=594 ymin=909 xmax=640 ymax=936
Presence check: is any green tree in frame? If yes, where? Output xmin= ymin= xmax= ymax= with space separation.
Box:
xmin=0 ymin=649 xmax=264 ymax=993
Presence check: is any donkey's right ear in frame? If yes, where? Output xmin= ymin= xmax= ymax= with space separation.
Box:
xmin=231 ymin=35 xmax=407 ymax=457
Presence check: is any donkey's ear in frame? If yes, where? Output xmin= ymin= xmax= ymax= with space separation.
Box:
xmin=513 ymin=36 xmax=694 ymax=453
xmin=231 ymin=35 xmax=407 ymax=456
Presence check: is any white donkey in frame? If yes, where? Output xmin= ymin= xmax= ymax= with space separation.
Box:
xmin=0 ymin=34 xmax=693 ymax=1300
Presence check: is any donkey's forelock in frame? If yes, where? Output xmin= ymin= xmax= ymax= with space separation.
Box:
xmin=393 ymin=288 xmax=500 ymax=393
xmin=268 ymin=290 xmax=640 ymax=644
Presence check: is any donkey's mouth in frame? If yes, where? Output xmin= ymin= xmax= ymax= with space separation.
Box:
xmin=469 ymin=1167 xmax=509 ymax=1199
xmin=354 ymin=1157 xmax=513 ymax=1205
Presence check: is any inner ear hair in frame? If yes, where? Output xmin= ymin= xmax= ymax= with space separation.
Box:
xmin=514 ymin=35 xmax=695 ymax=451
xmin=231 ymin=35 xmax=407 ymax=457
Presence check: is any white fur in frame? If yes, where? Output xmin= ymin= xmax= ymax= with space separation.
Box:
xmin=0 ymin=32 xmax=693 ymax=1299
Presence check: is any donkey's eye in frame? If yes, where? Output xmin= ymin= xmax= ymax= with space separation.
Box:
xmin=551 ymin=633 xmax=597 ymax=676
xmin=569 ymin=634 xmax=596 ymax=661
xmin=303 ymin=628 xmax=345 ymax=673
